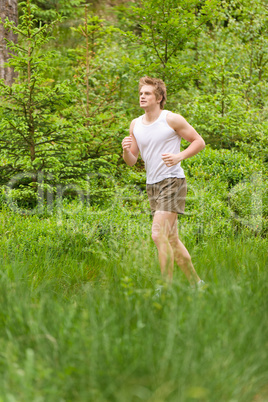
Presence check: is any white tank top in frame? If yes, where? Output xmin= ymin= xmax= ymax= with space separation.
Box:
xmin=133 ymin=110 xmax=185 ymax=184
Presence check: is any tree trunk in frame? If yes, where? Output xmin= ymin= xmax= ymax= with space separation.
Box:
xmin=0 ymin=0 xmax=18 ymax=86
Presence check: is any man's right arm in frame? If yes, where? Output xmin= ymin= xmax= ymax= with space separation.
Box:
xmin=122 ymin=119 xmax=139 ymax=167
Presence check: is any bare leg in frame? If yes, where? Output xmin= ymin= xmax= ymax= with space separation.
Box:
xmin=168 ymin=217 xmax=201 ymax=285
xmin=151 ymin=211 xmax=201 ymax=285
xmin=151 ymin=211 xmax=176 ymax=282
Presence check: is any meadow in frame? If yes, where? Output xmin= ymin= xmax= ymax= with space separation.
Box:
xmin=0 ymin=196 xmax=267 ymax=402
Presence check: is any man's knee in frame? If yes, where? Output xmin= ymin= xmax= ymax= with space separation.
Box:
xmin=152 ymin=228 xmax=169 ymax=246
xmin=151 ymin=221 xmax=162 ymax=245
xmin=151 ymin=230 xmax=161 ymax=245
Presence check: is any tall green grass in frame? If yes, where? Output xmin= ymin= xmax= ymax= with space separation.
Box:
xmin=0 ymin=205 xmax=267 ymax=401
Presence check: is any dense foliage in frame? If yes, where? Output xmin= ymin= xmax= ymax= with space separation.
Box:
xmin=1 ymin=0 xmax=267 ymax=216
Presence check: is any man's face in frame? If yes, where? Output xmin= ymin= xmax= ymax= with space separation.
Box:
xmin=139 ymin=85 xmax=160 ymax=110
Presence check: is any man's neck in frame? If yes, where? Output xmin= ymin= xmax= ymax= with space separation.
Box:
xmin=143 ymin=107 xmax=162 ymax=124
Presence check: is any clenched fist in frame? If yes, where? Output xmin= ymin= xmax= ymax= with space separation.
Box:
xmin=161 ymin=153 xmax=182 ymax=167
xmin=122 ymin=136 xmax=132 ymax=153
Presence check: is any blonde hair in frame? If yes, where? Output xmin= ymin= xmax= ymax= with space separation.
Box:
xmin=139 ymin=76 xmax=167 ymax=109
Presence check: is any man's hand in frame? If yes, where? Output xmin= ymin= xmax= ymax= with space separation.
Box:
xmin=122 ymin=136 xmax=132 ymax=153
xmin=122 ymin=133 xmax=139 ymax=167
xmin=161 ymin=153 xmax=182 ymax=167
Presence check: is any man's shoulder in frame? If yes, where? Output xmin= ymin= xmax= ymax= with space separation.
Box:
xmin=130 ymin=117 xmax=138 ymax=128
xmin=166 ymin=111 xmax=186 ymax=129
xmin=129 ymin=117 xmax=139 ymax=135
xmin=130 ymin=114 xmax=144 ymax=130
xmin=166 ymin=111 xmax=184 ymax=121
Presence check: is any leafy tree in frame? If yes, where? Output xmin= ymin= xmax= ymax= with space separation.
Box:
xmin=0 ymin=1 xmax=130 ymax=210
xmin=175 ymin=0 xmax=268 ymax=157
xmin=0 ymin=0 xmax=85 ymax=208
xmin=70 ymin=6 xmax=119 ymax=131
xmin=24 ymin=0 xmax=84 ymax=23
xmin=120 ymin=0 xmax=220 ymax=95
xmin=230 ymin=0 xmax=268 ymax=108
xmin=65 ymin=5 xmax=129 ymax=204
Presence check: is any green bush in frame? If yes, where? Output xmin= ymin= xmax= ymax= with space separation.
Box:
xmin=183 ymin=145 xmax=263 ymax=188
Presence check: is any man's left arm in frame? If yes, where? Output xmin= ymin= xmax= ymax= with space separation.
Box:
xmin=162 ymin=112 xmax=205 ymax=167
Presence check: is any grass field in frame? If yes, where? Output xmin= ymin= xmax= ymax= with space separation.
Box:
xmin=0 ymin=205 xmax=267 ymax=401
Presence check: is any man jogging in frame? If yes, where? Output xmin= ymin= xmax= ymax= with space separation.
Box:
xmin=122 ymin=76 xmax=205 ymax=288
